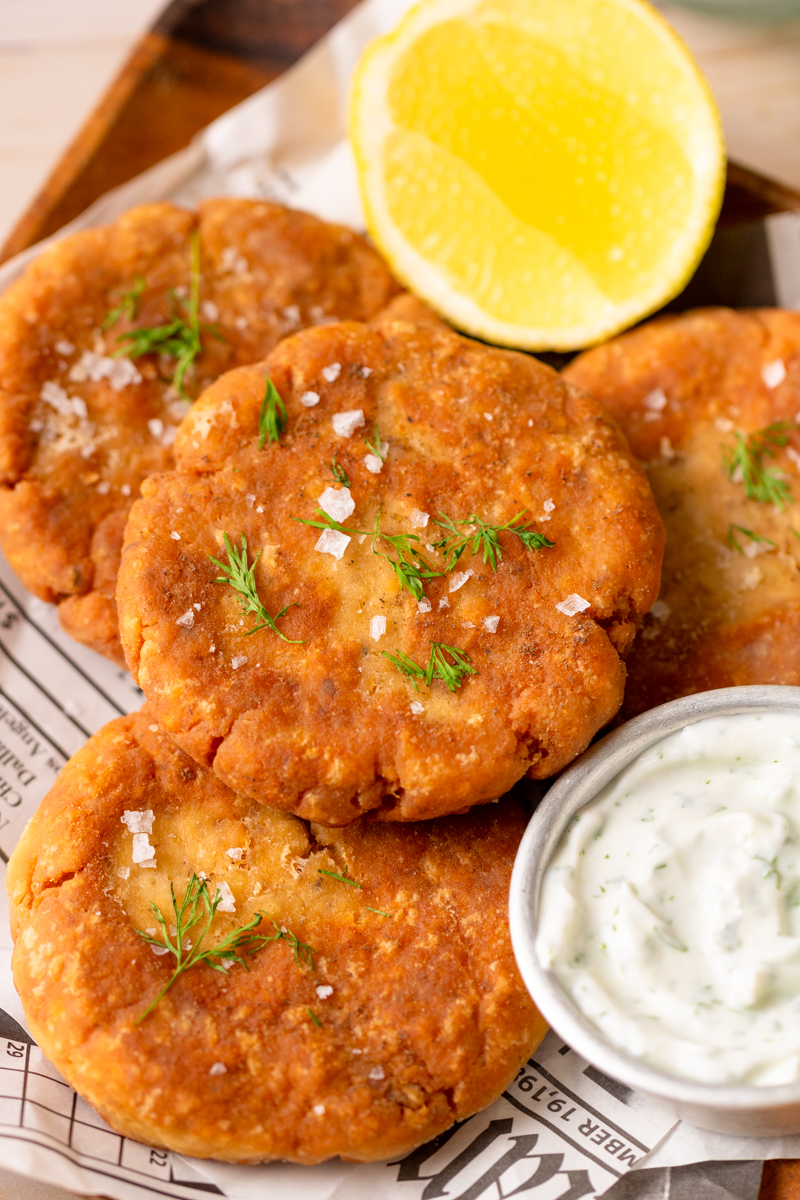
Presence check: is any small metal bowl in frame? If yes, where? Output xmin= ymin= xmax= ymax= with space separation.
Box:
xmin=509 ymin=684 xmax=800 ymax=1136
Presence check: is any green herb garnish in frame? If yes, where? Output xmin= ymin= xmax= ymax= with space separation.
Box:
xmin=102 ymin=274 xmax=146 ymax=332
xmin=366 ymin=907 xmax=391 ymax=917
xmin=723 ymin=422 xmax=795 ymax=509
xmin=382 ymin=641 xmax=477 ymax=693
xmin=134 ymin=873 xmax=315 ymax=1023
xmin=112 ymin=232 xmax=218 ymax=398
xmin=210 ymin=532 xmax=304 ymax=643
xmin=258 ymin=377 xmax=287 ymax=448
xmin=726 ymin=524 xmax=776 ymax=554
xmin=364 ymin=425 xmax=386 ymax=461
xmin=318 ymin=868 xmax=363 ymax=889
xmin=328 ymin=454 xmax=350 ymax=488
xmin=432 ymin=510 xmax=554 ymax=571
xmin=307 ymin=1008 xmax=322 ymax=1027
xmin=757 ymin=855 xmax=782 ymax=889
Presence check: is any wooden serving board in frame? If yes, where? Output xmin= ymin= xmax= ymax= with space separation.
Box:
xmin=4 ymin=3 xmax=800 ymax=1199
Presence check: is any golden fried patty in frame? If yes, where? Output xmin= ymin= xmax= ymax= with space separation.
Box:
xmin=565 ymin=307 xmax=800 ymax=715
xmin=117 ymin=295 xmax=663 ymax=824
xmin=7 ymin=707 xmax=544 ymax=1164
xmin=0 ymin=199 xmax=398 ymax=662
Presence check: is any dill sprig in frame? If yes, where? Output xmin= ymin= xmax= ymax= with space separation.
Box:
xmin=134 ymin=873 xmax=315 ymax=1023
xmin=328 ymin=454 xmax=350 ymax=488
xmin=318 ymin=868 xmax=363 ymax=888
xmin=258 ymin=377 xmax=287 ymax=448
xmin=723 ymin=422 xmax=795 ymax=509
xmin=726 ymin=524 xmax=776 ymax=554
xmin=308 ymin=1008 xmax=322 ymax=1027
xmin=112 ymin=233 xmax=219 ymax=398
xmin=431 ymin=510 xmax=554 ymax=571
xmin=102 ymin=274 xmax=146 ymax=332
xmin=210 ymin=532 xmax=304 ymax=643
xmin=382 ymin=641 xmax=477 ymax=693
xmin=294 ymin=509 xmax=444 ymax=601
xmin=367 ymin=907 xmax=391 ymax=917
xmin=364 ymin=425 xmax=386 ymax=461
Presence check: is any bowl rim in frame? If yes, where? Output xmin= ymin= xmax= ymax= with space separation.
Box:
xmin=508 ymin=683 xmax=800 ymax=1111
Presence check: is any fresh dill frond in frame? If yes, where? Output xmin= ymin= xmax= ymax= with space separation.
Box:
xmin=369 ymin=509 xmax=444 ymax=600
xmin=756 ymin=855 xmax=781 ymax=889
xmin=381 ymin=648 xmax=426 ymax=692
xmin=134 ymin=873 xmax=315 ymax=1023
xmin=364 ymin=424 xmax=386 ymax=461
xmin=258 ymin=377 xmax=287 ymax=448
xmin=209 ymin=532 xmax=304 ymax=643
xmin=307 ymin=1008 xmax=322 ymax=1027
xmin=382 ymin=642 xmax=476 ymax=693
xmin=328 ymin=454 xmax=350 ymax=488
xmin=112 ymin=232 xmax=220 ymax=398
xmin=432 ymin=510 xmax=554 ymax=571
xmin=726 ymin=524 xmax=776 ymax=554
xmin=102 ymin=274 xmax=146 ymax=332
xmin=318 ymin=868 xmax=363 ymax=889
xmin=366 ymin=907 xmax=391 ymax=917
xmin=723 ymin=422 xmax=795 ymax=509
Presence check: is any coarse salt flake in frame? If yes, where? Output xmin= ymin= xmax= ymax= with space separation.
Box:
xmin=132 ymin=834 xmax=155 ymax=864
xmin=332 ymin=409 xmax=365 ymax=438
xmin=209 ymin=1062 xmax=227 ymax=1076
xmin=170 ymin=530 xmax=181 ymax=540
xmin=121 ymin=809 xmax=154 ymax=834
xmin=148 ymin=724 xmax=158 ymax=733
xmin=118 ymin=867 xmax=130 ymax=879
xmin=316 ymin=985 xmax=333 ymax=999
xmin=313 ymin=1104 xmax=325 ymax=1115
xmin=556 ymin=593 xmax=591 ymax=617
xmin=96 ymin=480 xmax=110 ymax=495
xmin=484 ymin=615 xmax=500 ymax=633
xmin=369 ymin=615 xmax=386 ymax=641
xmin=417 ymin=598 xmax=431 ymax=613
xmin=369 ymin=1066 xmax=385 ymax=1081
xmin=714 ymin=417 xmax=735 ymax=433
xmin=300 ymin=391 xmax=320 ymax=407
xmin=409 ymin=509 xmax=429 ymax=528
xmin=643 ymin=388 xmax=668 ymax=411
xmin=365 ymin=454 xmax=383 ymax=474
xmin=201 ymin=300 xmax=219 ymax=322
xmin=438 ymin=598 xmax=450 ymax=609
xmin=315 ymin=528 xmax=350 ymax=560
xmin=226 ymin=847 xmax=244 ymax=861
xmin=215 ymin=880 xmax=236 ymax=913
xmin=148 ymin=418 xmax=164 ymax=439
xmin=650 ymin=600 xmax=671 ymax=621
xmin=176 ymin=609 xmax=194 ymax=629
xmin=322 ymin=363 xmax=341 ymax=383
xmin=151 ymin=944 xmax=170 ymax=956
xmin=319 ymin=486 xmax=355 ymax=523
xmin=360 ymin=366 xmax=372 ymax=378
xmin=763 ymin=359 xmax=787 ymax=389
xmin=55 ymin=339 xmax=75 ymax=356
xmin=410 ymin=700 xmax=424 ymax=715
xmin=449 ymin=569 xmax=474 ymax=593
xmin=121 ymin=483 xmax=131 ymax=496
xmin=69 ymin=350 xmax=142 ymax=391
xmin=543 ymin=498 xmax=555 ymax=513
xmin=232 ymin=655 xmax=248 ymax=670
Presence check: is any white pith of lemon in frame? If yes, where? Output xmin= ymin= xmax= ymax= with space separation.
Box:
xmin=350 ymin=0 xmax=725 ymax=350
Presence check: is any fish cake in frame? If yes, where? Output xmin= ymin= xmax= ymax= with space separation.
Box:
xmin=117 ymin=295 xmax=663 ymax=824
xmin=6 ymin=707 xmax=545 ymax=1164
xmin=0 ymin=199 xmax=398 ymax=663
xmin=565 ymin=307 xmax=800 ymax=715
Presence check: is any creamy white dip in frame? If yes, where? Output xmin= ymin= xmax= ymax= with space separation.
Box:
xmin=536 ymin=711 xmax=800 ymax=1086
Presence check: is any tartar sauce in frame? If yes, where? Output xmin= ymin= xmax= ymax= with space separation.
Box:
xmin=537 ymin=711 xmax=800 ymax=1086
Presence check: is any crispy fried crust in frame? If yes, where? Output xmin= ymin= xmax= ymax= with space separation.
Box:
xmin=0 ymin=200 xmax=399 ymax=663
xmin=565 ymin=308 xmax=800 ymax=714
xmin=6 ymin=707 xmax=545 ymax=1164
xmin=117 ymin=295 xmax=663 ymax=823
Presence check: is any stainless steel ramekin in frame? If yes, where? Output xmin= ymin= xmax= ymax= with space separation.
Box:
xmin=509 ymin=684 xmax=800 ymax=1136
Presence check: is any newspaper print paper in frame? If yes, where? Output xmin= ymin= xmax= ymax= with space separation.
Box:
xmin=1 ymin=0 xmax=800 ymax=1196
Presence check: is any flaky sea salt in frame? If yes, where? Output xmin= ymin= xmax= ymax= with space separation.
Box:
xmin=438 ymin=598 xmax=450 ymax=609
xmin=121 ymin=810 xmax=154 ymax=833
xmin=69 ymin=350 xmax=142 ymax=391
xmin=483 ymin=412 xmax=493 ymax=422
xmin=360 ymin=366 xmax=372 ymax=378
xmin=369 ymin=615 xmax=386 ymax=641
xmin=232 ymin=655 xmax=247 ymax=669
xmin=409 ymin=509 xmax=429 ymax=528
xmin=151 ymin=944 xmax=170 ymax=956
xmin=245 ymin=493 xmax=255 ymax=508
xmin=319 ymin=486 xmax=355 ymax=523
xmin=170 ymin=531 xmax=181 ymax=540
xmin=365 ymin=454 xmax=383 ymax=474
xmin=226 ymin=847 xmax=244 ymax=861
xmin=643 ymin=387 xmax=668 ymax=411
xmin=417 ymin=598 xmax=431 ymax=613
xmin=763 ymin=359 xmax=787 ymax=389
xmin=322 ymin=363 xmax=342 ymax=383
xmin=209 ymin=1063 xmax=227 ymax=1077
xmin=410 ymin=701 xmax=424 ymax=715
xmin=300 ymin=391 xmax=320 ymax=407
xmin=449 ymin=569 xmax=474 ymax=593
xmin=148 ymin=724 xmax=158 ymax=733
xmin=650 ymin=599 xmax=671 ymax=620
xmin=543 ymin=498 xmax=555 ymax=513
xmin=316 ymin=985 xmax=333 ymax=999
xmin=283 ymin=304 xmax=300 ymax=323
xmin=41 ymin=380 xmax=85 ymax=418
xmin=215 ymin=881 xmax=236 ymax=913
xmin=484 ymin=616 xmax=500 ymax=632
xmin=556 ymin=593 xmax=591 ymax=617
xmin=332 ymin=409 xmax=365 ymax=438
xmin=176 ymin=609 xmax=194 ymax=629
xmin=121 ymin=483 xmax=131 ymax=496
xmin=96 ymin=480 xmax=110 ymax=495
xmin=132 ymin=833 xmax=155 ymax=864
xmin=148 ymin=418 xmax=164 ymax=439
xmin=55 ymin=339 xmax=75 ymax=356
xmin=369 ymin=1066 xmax=385 ymax=1081
xmin=201 ymin=300 xmax=219 ymax=322
xmin=315 ymin=528 xmax=350 ymax=559
xmin=117 ymin=867 xmax=130 ymax=879
xmin=715 ymin=417 xmax=735 ymax=433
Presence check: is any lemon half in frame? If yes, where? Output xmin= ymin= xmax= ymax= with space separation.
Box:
xmin=350 ymin=0 xmax=725 ymax=350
